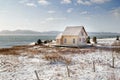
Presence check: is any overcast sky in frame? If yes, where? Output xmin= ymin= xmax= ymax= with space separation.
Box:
xmin=0 ymin=0 xmax=120 ymax=32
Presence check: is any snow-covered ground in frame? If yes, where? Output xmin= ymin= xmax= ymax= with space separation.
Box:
xmin=0 ymin=38 xmax=120 ymax=80
xmin=0 ymin=49 xmax=120 ymax=80
xmin=94 ymin=38 xmax=116 ymax=46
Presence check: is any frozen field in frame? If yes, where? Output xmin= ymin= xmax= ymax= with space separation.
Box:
xmin=0 ymin=38 xmax=120 ymax=80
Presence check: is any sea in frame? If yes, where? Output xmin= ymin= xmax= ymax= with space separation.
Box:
xmin=0 ymin=35 xmax=56 ymax=48
xmin=0 ymin=34 xmax=119 ymax=48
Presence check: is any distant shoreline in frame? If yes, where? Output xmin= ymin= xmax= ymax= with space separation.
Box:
xmin=0 ymin=34 xmax=57 ymax=36
xmin=0 ymin=35 xmax=56 ymax=48
xmin=0 ymin=37 xmax=118 ymax=49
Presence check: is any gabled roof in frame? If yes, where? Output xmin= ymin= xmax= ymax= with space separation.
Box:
xmin=62 ymin=26 xmax=87 ymax=36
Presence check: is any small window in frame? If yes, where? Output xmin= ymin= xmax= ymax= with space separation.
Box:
xmin=73 ymin=38 xmax=75 ymax=44
xmin=82 ymin=38 xmax=85 ymax=42
xmin=64 ymin=38 xmax=67 ymax=43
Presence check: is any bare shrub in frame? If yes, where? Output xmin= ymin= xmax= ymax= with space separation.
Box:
xmin=116 ymin=36 xmax=119 ymax=40
xmin=112 ymin=48 xmax=120 ymax=53
xmin=93 ymin=36 xmax=97 ymax=44
xmin=0 ymin=55 xmax=19 ymax=72
xmin=86 ymin=36 xmax=91 ymax=43
xmin=25 ymin=49 xmax=39 ymax=54
xmin=43 ymin=53 xmax=72 ymax=64
xmin=43 ymin=53 xmax=63 ymax=62
xmin=58 ymin=48 xmax=95 ymax=54
xmin=64 ymin=57 xmax=72 ymax=65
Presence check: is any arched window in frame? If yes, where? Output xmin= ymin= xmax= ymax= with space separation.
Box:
xmin=73 ymin=38 xmax=75 ymax=44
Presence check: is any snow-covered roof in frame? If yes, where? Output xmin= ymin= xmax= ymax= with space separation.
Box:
xmin=62 ymin=26 xmax=85 ymax=36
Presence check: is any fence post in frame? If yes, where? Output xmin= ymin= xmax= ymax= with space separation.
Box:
xmin=66 ymin=64 xmax=70 ymax=77
xmin=34 ymin=70 xmax=40 ymax=80
xmin=93 ymin=61 xmax=95 ymax=72
xmin=112 ymin=57 xmax=115 ymax=68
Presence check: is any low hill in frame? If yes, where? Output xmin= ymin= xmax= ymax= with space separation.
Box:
xmin=0 ymin=30 xmax=61 ymax=35
xmin=0 ymin=30 xmax=119 ymax=38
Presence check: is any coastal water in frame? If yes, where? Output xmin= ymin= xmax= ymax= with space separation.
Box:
xmin=0 ymin=34 xmax=118 ymax=48
xmin=0 ymin=35 xmax=56 ymax=48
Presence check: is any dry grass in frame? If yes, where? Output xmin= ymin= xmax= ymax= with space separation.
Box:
xmin=58 ymin=47 xmax=96 ymax=54
xmin=24 ymin=49 xmax=40 ymax=54
xmin=111 ymin=40 xmax=120 ymax=46
xmin=109 ymin=40 xmax=120 ymax=53
xmin=0 ymin=55 xmax=19 ymax=72
xmin=43 ymin=53 xmax=72 ymax=64
xmin=0 ymin=45 xmax=35 ymax=55
xmin=112 ymin=48 xmax=120 ymax=53
xmin=0 ymin=48 xmax=19 ymax=55
xmin=0 ymin=43 xmax=96 ymax=56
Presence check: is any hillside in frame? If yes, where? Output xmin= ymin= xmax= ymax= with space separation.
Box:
xmin=0 ymin=30 xmax=61 ymax=35
xmin=0 ymin=30 xmax=119 ymax=38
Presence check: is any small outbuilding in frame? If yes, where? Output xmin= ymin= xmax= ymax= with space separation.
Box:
xmin=56 ymin=26 xmax=88 ymax=47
